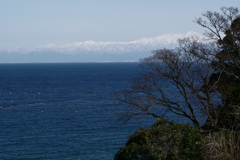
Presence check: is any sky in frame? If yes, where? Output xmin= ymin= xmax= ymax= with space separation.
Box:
xmin=1 ymin=0 xmax=240 ymax=50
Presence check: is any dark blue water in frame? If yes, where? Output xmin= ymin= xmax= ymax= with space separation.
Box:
xmin=0 ymin=63 xmax=156 ymax=160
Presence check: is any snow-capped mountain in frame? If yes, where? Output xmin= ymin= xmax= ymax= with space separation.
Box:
xmin=0 ymin=31 xmax=204 ymax=63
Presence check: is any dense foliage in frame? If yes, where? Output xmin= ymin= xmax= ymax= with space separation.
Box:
xmin=209 ymin=17 xmax=240 ymax=130
xmin=114 ymin=119 xmax=204 ymax=160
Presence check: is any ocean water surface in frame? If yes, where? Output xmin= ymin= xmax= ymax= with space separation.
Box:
xmin=0 ymin=63 xmax=156 ymax=160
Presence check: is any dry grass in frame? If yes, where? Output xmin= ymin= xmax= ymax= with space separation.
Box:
xmin=203 ymin=129 xmax=240 ymax=160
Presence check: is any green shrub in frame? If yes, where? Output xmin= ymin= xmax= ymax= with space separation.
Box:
xmin=114 ymin=119 xmax=205 ymax=160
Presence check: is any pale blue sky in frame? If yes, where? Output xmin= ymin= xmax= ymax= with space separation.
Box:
xmin=1 ymin=0 xmax=239 ymax=49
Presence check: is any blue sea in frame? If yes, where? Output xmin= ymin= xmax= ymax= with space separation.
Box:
xmin=0 ymin=63 xmax=157 ymax=160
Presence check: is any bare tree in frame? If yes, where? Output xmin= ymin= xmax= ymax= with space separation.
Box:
xmin=195 ymin=7 xmax=240 ymax=130
xmin=115 ymin=7 xmax=240 ymax=130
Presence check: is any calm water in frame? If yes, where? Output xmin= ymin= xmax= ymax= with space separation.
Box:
xmin=0 ymin=63 xmax=156 ymax=160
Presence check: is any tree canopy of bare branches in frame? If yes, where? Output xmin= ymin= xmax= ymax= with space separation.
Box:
xmin=115 ymin=7 xmax=240 ymax=131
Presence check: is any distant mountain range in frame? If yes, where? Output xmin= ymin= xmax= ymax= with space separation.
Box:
xmin=0 ymin=31 xmax=204 ymax=63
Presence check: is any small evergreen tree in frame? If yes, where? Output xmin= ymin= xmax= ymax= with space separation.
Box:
xmin=206 ymin=17 xmax=240 ymax=130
